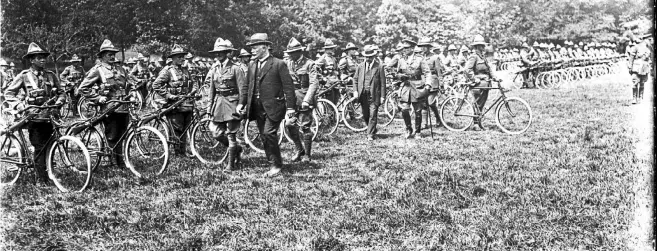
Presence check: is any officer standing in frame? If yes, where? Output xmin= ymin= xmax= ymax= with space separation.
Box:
xmin=464 ymin=35 xmax=502 ymax=129
xmin=78 ymin=40 xmax=135 ymax=168
xmin=205 ymin=38 xmax=246 ymax=171
xmin=60 ymin=54 xmax=85 ymax=116
xmin=0 ymin=60 xmax=10 ymax=93
xmin=423 ymin=39 xmax=445 ymax=128
xmin=338 ymin=42 xmax=359 ymax=78
xmin=520 ymin=42 xmax=539 ymax=88
xmin=284 ymin=37 xmax=318 ymax=162
xmin=3 ymin=43 xmax=66 ymax=184
xmin=627 ymin=34 xmax=652 ymax=104
xmin=130 ymin=53 xmax=152 ymax=104
xmin=387 ymin=38 xmax=432 ymax=138
xmin=238 ymin=33 xmax=296 ymax=177
xmin=352 ymin=45 xmax=386 ymax=140
xmin=152 ymin=45 xmax=196 ymax=157
xmin=315 ymin=39 xmax=340 ymax=104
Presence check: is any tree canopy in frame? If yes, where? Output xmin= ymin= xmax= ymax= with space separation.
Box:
xmin=1 ymin=0 xmax=652 ymax=60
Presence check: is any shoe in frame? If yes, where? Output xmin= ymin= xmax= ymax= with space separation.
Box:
xmin=290 ymin=150 xmax=305 ymax=162
xmin=367 ymin=135 xmax=375 ymax=141
xmin=264 ymin=166 xmax=282 ymax=177
xmin=404 ymin=130 xmax=414 ymax=139
xmin=415 ymin=132 xmax=423 ymax=139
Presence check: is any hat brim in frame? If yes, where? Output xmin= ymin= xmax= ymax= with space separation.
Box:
xmin=246 ymin=40 xmax=272 ymax=46
xmin=323 ymin=45 xmax=338 ymax=49
xmin=23 ymin=51 xmax=51 ymax=59
xmin=362 ymin=50 xmax=377 ymax=57
xmin=470 ymin=42 xmax=487 ymax=46
xmin=167 ymin=52 xmax=187 ymax=58
xmin=417 ymin=43 xmax=432 ymax=47
xmin=344 ymin=46 xmax=358 ymax=51
xmin=69 ymin=59 xmax=82 ymax=62
xmin=97 ymin=48 xmax=120 ymax=56
xmin=284 ymin=47 xmax=304 ymax=53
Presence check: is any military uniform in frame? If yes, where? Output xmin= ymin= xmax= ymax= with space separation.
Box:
xmin=520 ymin=44 xmax=539 ymax=88
xmin=464 ymin=36 xmax=498 ymax=117
xmin=315 ymin=39 xmax=341 ymax=104
xmin=60 ymin=56 xmax=85 ymax=115
xmin=338 ymin=42 xmax=359 ymax=78
xmin=284 ymin=37 xmax=319 ymax=161
xmin=3 ymin=43 xmax=65 ymax=183
xmin=78 ymin=40 xmax=134 ymax=167
xmin=627 ymin=37 xmax=652 ymax=103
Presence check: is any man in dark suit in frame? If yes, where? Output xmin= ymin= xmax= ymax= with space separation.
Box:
xmin=237 ymin=33 xmax=297 ymax=177
xmin=352 ymin=45 xmax=386 ymax=141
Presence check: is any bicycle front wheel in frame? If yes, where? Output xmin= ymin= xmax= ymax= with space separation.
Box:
xmin=440 ymin=96 xmax=475 ymax=132
xmin=0 ymin=133 xmax=25 ymax=185
xmin=314 ymin=99 xmax=339 ymax=137
xmin=77 ymin=96 xmax=99 ymax=119
xmin=495 ymin=97 xmax=533 ymax=135
xmin=342 ymin=97 xmax=367 ymax=132
xmin=190 ymin=118 xmax=228 ymax=164
xmin=47 ymin=136 xmax=92 ymax=193
xmin=70 ymin=125 xmax=106 ymax=171
xmin=124 ymin=126 xmax=170 ymax=179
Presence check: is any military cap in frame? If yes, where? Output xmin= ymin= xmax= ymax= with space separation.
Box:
xmin=417 ymin=37 xmax=432 ymax=47
xmin=362 ymin=44 xmax=379 ymax=57
xmin=344 ymin=42 xmax=358 ymax=51
xmin=521 ymin=42 xmax=530 ymax=48
xmin=402 ymin=37 xmax=417 ymax=47
xmin=0 ymin=59 xmax=7 ymax=66
xmin=69 ymin=54 xmax=82 ymax=62
xmin=157 ymin=57 xmax=164 ymax=62
xmin=185 ymin=53 xmax=194 ymax=59
xmin=323 ymin=39 xmax=338 ymax=49
xmin=431 ymin=43 xmax=441 ymax=52
xmin=138 ymin=53 xmax=148 ymax=61
xmin=532 ymin=41 xmax=539 ymax=47
xmin=238 ymin=49 xmax=251 ymax=57
xmin=246 ymin=33 xmax=272 ymax=46
xmin=210 ymin=38 xmax=236 ymax=53
xmin=447 ymin=44 xmax=457 ymax=51
xmin=23 ymin=42 xmax=50 ymax=59
xmin=9 ymin=62 xmax=15 ymax=67
xmin=97 ymin=39 xmax=119 ymax=56
xmin=395 ymin=42 xmax=405 ymax=51
xmin=167 ymin=44 xmax=186 ymax=58
xmin=470 ymin=35 xmax=487 ymax=46
xmin=284 ymin=37 xmax=304 ymax=53
xmin=460 ymin=45 xmax=470 ymax=52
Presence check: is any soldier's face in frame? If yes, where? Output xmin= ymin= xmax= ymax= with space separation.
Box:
xmin=325 ymin=48 xmax=334 ymax=56
xmin=101 ymin=52 xmax=116 ymax=63
xmin=289 ymin=51 xmax=302 ymax=61
xmin=403 ymin=47 xmax=412 ymax=56
xmin=172 ymin=55 xmax=183 ymax=66
xmin=214 ymin=51 xmax=228 ymax=61
xmin=30 ymin=54 xmax=47 ymax=68
xmin=348 ymin=50 xmax=357 ymax=56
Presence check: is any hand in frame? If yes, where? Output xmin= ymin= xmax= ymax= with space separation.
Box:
xmin=168 ymin=94 xmax=179 ymax=101
xmin=54 ymin=100 xmax=64 ymax=106
xmin=206 ymin=106 xmax=212 ymax=115
xmin=236 ymin=104 xmax=245 ymax=115
xmin=352 ymin=91 xmax=358 ymax=97
xmin=301 ymin=101 xmax=310 ymax=110
xmin=97 ymin=96 xmax=108 ymax=104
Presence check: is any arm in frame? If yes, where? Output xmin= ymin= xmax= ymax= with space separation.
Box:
xmin=206 ymin=68 xmax=215 ymax=102
xmin=234 ymin=66 xmax=246 ymax=98
xmin=304 ymin=62 xmax=319 ymax=104
xmin=59 ymin=67 xmax=70 ymax=82
xmin=78 ymin=68 xmax=102 ymax=100
xmin=238 ymin=63 xmax=250 ymax=106
xmin=433 ymin=57 xmax=443 ymax=89
xmin=50 ymin=72 xmax=66 ymax=104
xmin=3 ymin=73 xmax=24 ymax=99
xmin=378 ymin=63 xmax=386 ymax=99
xmin=152 ymin=67 xmax=173 ymax=99
xmin=463 ymin=55 xmax=477 ymax=81
xmin=352 ymin=64 xmax=361 ymax=94
xmin=279 ymin=60 xmax=297 ymax=111
xmin=420 ymin=58 xmax=432 ymax=86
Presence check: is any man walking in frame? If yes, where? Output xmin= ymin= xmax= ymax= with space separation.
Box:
xmin=352 ymin=45 xmax=386 ymax=140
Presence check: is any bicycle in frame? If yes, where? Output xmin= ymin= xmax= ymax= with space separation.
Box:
xmin=67 ymin=96 xmax=169 ymax=179
xmin=0 ymin=96 xmax=92 ymax=192
xmin=439 ymin=79 xmax=533 ymax=134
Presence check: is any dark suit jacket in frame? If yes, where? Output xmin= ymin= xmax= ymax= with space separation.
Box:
xmin=353 ymin=58 xmax=386 ymax=106
xmin=239 ymin=55 xmax=297 ymax=122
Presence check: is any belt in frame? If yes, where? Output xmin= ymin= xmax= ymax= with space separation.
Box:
xmin=218 ymin=89 xmax=238 ymax=96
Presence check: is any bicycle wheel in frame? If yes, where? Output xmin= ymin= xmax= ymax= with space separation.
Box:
xmin=283 ymin=112 xmax=320 ymax=142
xmin=47 ymin=136 xmax=92 ymax=192
xmin=495 ymin=97 xmax=533 ymax=135
xmin=440 ymin=96 xmax=475 ymax=132
xmin=243 ymin=119 xmax=265 ymax=153
xmin=0 ymin=133 xmax=25 ymax=185
xmin=383 ymin=92 xmax=399 ymax=119
xmin=377 ymin=97 xmax=395 ymax=127
xmin=128 ymin=90 xmax=143 ymax=112
xmin=69 ymin=125 xmax=106 ymax=171
xmin=190 ymin=118 xmax=228 ymax=164
xmin=314 ymin=99 xmax=339 ymax=137
xmin=511 ymin=73 xmax=524 ymax=90
xmin=342 ymin=97 xmax=367 ymax=132
xmin=123 ymin=126 xmax=169 ymax=179
xmin=77 ymin=96 xmax=99 ymax=119
xmin=140 ymin=116 xmax=171 ymax=142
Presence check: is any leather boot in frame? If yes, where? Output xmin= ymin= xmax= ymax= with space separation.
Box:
xmin=303 ymin=133 xmax=313 ymax=162
xmin=225 ymin=147 xmax=237 ymax=172
xmin=402 ymin=110 xmax=413 ymax=138
xmin=430 ymin=104 xmax=442 ymax=127
xmin=632 ymin=88 xmax=638 ymax=104
xmin=414 ymin=114 xmax=423 ymax=138
xmin=288 ymin=128 xmax=305 ymax=162
xmin=639 ymin=86 xmax=644 ymax=103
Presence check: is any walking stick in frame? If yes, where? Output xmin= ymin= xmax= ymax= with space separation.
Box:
xmin=428 ymin=99 xmax=434 ymax=140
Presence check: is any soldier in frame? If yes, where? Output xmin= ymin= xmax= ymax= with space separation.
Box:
xmin=387 ymin=37 xmax=432 ymax=138
xmin=152 ymin=45 xmax=196 ymax=157
xmin=457 ymin=46 xmax=470 ymax=68
xmin=8 ymin=62 xmax=17 ymax=80
xmin=338 ymin=42 xmax=359 ymax=78
xmin=352 ymin=45 xmax=386 ymax=140
xmin=464 ymin=35 xmax=502 ymax=129
xmin=0 ymin=59 xmax=10 ymax=93
xmin=422 ymin=38 xmax=445 ymax=128
xmin=3 ymin=43 xmax=66 ymax=184
xmin=130 ymin=53 xmax=151 ymax=104
xmin=316 ymin=39 xmax=341 ymax=104
xmin=78 ymin=40 xmax=136 ymax=168
xmin=237 ymin=49 xmax=251 ymax=73
xmin=520 ymin=42 xmax=539 ymax=88
xmin=205 ymin=38 xmax=246 ymax=171
xmin=627 ymin=34 xmax=652 ymax=104
xmin=284 ymin=37 xmax=318 ymax=161
xmin=59 ymin=54 xmax=85 ymax=116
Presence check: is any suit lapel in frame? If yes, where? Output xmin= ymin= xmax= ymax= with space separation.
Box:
xmin=366 ymin=60 xmax=379 ymax=86
xmin=258 ymin=57 xmax=273 ymax=83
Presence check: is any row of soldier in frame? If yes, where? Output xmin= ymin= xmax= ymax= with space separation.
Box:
xmin=2 ymin=32 xmax=646 ymax=182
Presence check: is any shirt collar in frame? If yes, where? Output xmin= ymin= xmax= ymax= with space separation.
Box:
xmin=258 ymin=53 xmax=270 ymax=63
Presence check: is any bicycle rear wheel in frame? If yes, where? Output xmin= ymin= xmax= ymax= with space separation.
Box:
xmin=69 ymin=125 xmax=106 ymax=171
xmin=47 ymin=136 xmax=92 ymax=192
xmin=314 ymin=99 xmax=339 ymax=137
xmin=495 ymin=97 xmax=533 ymax=134
xmin=124 ymin=126 xmax=169 ymax=179
xmin=190 ymin=118 xmax=228 ymax=164
xmin=440 ymin=96 xmax=475 ymax=132
xmin=77 ymin=96 xmax=99 ymax=119
xmin=342 ymin=97 xmax=367 ymax=132
xmin=0 ymin=133 xmax=25 ymax=185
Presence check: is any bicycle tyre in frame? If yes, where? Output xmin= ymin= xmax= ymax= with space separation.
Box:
xmin=123 ymin=126 xmax=170 ymax=178
xmin=77 ymin=96 xmax=99 ymax=120
xmin=495 ymin=97 xmax=533 ymax=135
xmin=341 ymin=97 xmax=367 ymax=132
xmin=0 ymin=133 xmax=25 ymax=185
xmin=47 ymin=136 xmax=92 ymax=193
xmin=439 ymin=96 xmax=475 ymax=132
xmin=243 ymin=119 xmax=283 ymax=154
xmin=190 ymin=118 xmax=228 ymax=164
xmin=314 ymin=98 xmax=339 ymax=136
xmin=68 ymin=125 xmax=106 ymax=171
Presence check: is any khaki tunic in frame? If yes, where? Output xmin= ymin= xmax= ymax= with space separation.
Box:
xmin=152 ymin=65 xmax=194 ymax=112
xmin=206 ymin=60 xmax=245 ymax=122
xmin=79 ymin=62 xmax=134 ymax=113
xmin=389 ymin=54 xmax=431 ymax=103
xmin=286 ymin=56 xmax=319 ymax=108
xmin=4 ymin=68 xmax=65 ymax=120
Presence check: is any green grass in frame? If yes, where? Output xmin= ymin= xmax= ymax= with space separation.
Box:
xmin=0 ymin=75 xmax=653 ymax=250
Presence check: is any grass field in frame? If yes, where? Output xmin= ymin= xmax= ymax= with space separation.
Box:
xmin=0 ymin=73 xmax=654 ymax=250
